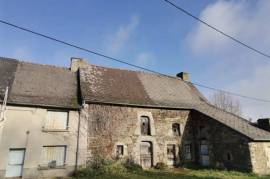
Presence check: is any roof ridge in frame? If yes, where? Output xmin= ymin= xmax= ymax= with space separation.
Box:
xmin=84 ymin=63 xmax=183 ymax=81
xmin=0 ymin=56 xmax=70 ymax=71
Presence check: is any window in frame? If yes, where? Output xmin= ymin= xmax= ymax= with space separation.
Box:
xmin=167 ymin=144 xmax=176 ymax=165
xmin=172 ymin=123 xmax=180 ymax=136
xmin=226 ymin=152 xmax=233 ymax=161
xmin=116 ymin=145 xmax=124 ymax=158
xmin=41 ymin=146 xmax=66 ymax=167
xmin=184 ymin=144 xmax=192 ymax=160
xmin=141 ymin=116 xmax=151 ymax=135
xmin=44 ymin=111 xmax=68 ymax=130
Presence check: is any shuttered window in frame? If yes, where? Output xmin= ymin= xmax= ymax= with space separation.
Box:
xmin=41 ymin=146 xmax=66 ymax=167
xmin=44 ymin=111 xmax=68 ymax=130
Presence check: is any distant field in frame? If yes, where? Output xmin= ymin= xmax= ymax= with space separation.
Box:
xmin=71 ymin=168 xmax=270 ymax=179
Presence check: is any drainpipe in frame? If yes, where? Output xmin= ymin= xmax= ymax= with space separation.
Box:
xmin=75 ymin=109 xmax=81 ymax=172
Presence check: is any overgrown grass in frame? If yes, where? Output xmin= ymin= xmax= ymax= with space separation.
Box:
xmin=71 ymin=156 xmax=269 ymax=179
xmin=73 ymin=167 xmax=270 ymax=179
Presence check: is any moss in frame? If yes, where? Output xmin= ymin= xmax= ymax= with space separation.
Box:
xmin=71 ymin=98 xmax=79 ymax=108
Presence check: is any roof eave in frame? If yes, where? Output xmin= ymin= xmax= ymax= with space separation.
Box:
xmin=6 ymin=101 xmax=81 ymax=110
xmin=84 ymin=99 xmax=192 ymax=110
xmin=251 ymin=138 xmax=270 ymax=142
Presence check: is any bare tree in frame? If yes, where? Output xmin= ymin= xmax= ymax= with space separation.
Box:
xmin=210 ymin=91 xmax=242 ymax=116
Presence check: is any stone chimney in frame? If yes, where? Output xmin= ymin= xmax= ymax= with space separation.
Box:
xmin=70 ymin=57 xmax=89 ymax=72
xmin=257 ymin=118 xmax=270 ymax=131
xmin=176 ymin=72 xmax=189 ymax=81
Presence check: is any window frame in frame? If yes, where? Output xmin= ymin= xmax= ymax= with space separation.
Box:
xmin=43 ymin=110 xmax=69 ymax=131
xmin=39 ymin=145 xmax=67 ymax=169
xmin=172 ymin=123 xmax=181 ymax=136
xmin=116 ymin=145 xmax=124 ymax=158
xmin=140 ymin=116 xmax=151 ymax=136
xmin=225 ymin=151 xmax=233 ymax=162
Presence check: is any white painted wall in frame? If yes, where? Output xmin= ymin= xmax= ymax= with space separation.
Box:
xmin=0 ymin=105 xmax=87 ymax=178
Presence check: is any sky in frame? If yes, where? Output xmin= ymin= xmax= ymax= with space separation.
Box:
xmin=0 ymin=0 xmax=269 ymax=121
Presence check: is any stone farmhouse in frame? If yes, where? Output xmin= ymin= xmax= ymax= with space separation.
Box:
xmin=0 ymin=56 xmax=270 ymax=178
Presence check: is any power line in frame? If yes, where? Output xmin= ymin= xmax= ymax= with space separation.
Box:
xmin=163 ymin=0 xmax=270 ymax=60
xmin=0 ymin=20 xmax=158 ymax=75
xmin=0 ymin=19 xmax=270 ymax=103
xmin=192 ymin=82 xmax=270 ymax=103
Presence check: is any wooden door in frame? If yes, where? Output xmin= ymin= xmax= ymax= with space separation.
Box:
xmin=200 ymin=144 xmax=209 ymax=166
xmin=140 ymin=141 xmax=152 ymax=168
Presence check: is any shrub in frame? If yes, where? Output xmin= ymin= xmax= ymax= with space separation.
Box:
xmin=101 ymin=161 xmax=127 ymax=176
xmin=87 ymin=155 xmax=113 ymax=170
xmin=124 ymin=157 xmax=143 ymax=172
xmin=74 ymin=156 xmax=128 ymax=177
xmin=154 ymin=162 xmax=167 ymax=170
xmin=73 ymin=167 xmax=96 ymax=177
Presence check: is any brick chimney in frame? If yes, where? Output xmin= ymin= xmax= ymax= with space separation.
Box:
xmin=176 ymin=72 xmax=189 ymax=81
xmin=70 ymin=57 xmax=89 ymax=72
xmin=257 ymin=118 xmax=270 ymax=131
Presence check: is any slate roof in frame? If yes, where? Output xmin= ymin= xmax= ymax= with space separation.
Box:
xmin=80 ymin=64 xmax=270 ymax=141
xmin=0 ymin=58 xmax=18 ymax=99
xmin=0 ymin=57 xmax=79 ymax=109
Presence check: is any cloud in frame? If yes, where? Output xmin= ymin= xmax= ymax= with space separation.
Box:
xmin=188 ymin=1 xmax=270 ymax=57
xmin=105 ymin=15 xmax=139 ymax=55
xmin=135 ymin=52 xmax=155 ymax=67
xmin=227 ymin=65 xmax=270 ymax=120
xmin=187 ymin=0 xmax=270 ymax=120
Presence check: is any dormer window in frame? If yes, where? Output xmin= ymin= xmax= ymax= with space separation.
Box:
xmin=141 ymin=116 xmax=151 ymax=135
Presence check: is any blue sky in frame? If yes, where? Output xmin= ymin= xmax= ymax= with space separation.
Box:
xmin=0 ymin=0 xmax=270 ymax=120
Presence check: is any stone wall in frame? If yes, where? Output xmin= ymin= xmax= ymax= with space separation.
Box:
xmin=84 ymin=104 xmax=254 ymax=171
xmin=249 ymin=142 xmax=270 ymax=175
xmin=183 ymin=111 xmax=252 ymax=171
xmin=84 ymin=104 xmax=190 ymax=166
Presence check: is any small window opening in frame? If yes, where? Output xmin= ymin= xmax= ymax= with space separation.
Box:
xmin=116 ymin=145 xmax=124 ymax=158
xmin=172 ymin=123 xmax=180 ymax=136
xmin=226 ymin=152 xmax=232 ymax=161
xmin=141 ymin=116 xmax=151 ymax=135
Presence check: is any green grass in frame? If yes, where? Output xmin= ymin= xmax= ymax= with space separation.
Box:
xmin=72 ymin=168 xmax=270 ymax=179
